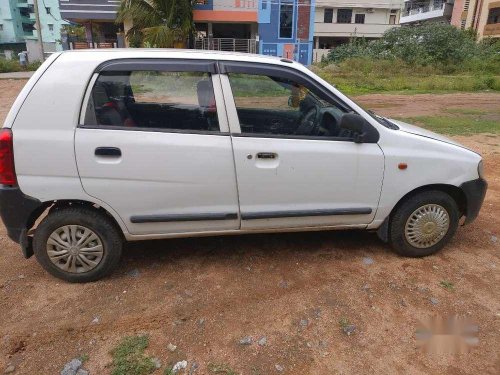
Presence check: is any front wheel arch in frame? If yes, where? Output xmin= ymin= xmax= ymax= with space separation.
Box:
xmin=377 ymin=184 xmax=467 ymax=243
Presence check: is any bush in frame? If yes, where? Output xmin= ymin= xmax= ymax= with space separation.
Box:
xmin=326 ymin=24 xmax=500 ymax=73
xmin=0 ymin=58 xmax=42 ymax=73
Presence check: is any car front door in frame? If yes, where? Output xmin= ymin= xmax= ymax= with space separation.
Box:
xmin=75 ymin=60 xmax=240 ymax=236
xmin=219 ymin=62 xmax=384 ymax=230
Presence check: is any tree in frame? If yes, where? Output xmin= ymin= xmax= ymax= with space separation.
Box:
xmin=116 ymin=0 xmax=195 ymax=48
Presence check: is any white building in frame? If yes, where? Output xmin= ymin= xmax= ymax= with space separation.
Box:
xmin=400 ymin=0 xmax=455 ymax=24
xmin=313 ymin=1 xmax=403 ymax=61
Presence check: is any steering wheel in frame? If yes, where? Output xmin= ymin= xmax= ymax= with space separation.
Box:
xmin=295 ymin=106 xmax=319 ymax=136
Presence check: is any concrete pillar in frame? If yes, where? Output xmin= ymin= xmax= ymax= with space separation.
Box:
xmin=60 ymin=31 xmax=70 ymax=50
xmin=314 ymin=36 xmax=319 ymax=49
xmin=250 ymin=23 xmax=258 ymax=39
xmin=84 ymin=22 xmax=93 ymax=45
xmin=116 ymin=32 xmax=125 ymax=48
xmin=97 ymin=27 xmax=105 ymax=44
xmin=208 ymin=22 xmax=213 ymax=38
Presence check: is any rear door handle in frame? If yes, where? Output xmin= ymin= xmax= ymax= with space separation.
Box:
xmin=95 ymin=147 xmax=121 ymax=157
xmin=257 ymin=152 xmax=277 ymax=159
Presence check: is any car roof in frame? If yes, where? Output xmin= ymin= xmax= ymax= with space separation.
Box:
xmin=59 ymin=48 xmax=299 ymax=68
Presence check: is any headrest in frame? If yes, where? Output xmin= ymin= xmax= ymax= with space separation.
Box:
xmin=197 ymin=80 xmax=215 ymax=109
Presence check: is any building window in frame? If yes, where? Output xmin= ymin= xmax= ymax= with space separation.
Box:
xmin=389 ymin=14 xmax=396 ymax=25
xmin=22 ymin=23 xmax=34 ymax=33
xmin=487 ymin=8 xmax=500 ymax=24
xmin=262 ymin=1 xmax=267 ymax=10
xmin=355 ymin=14 xmax=365 ymax=24
xmin=337 ymin=9 xmax=352 ymax=24
xmin=48 ymin=24 xmax=54 ymax=31
xmin=324 ymin=8 xmax=333 ymax=23
xmin=390 ymin=9 xmax=397 ymax=14
xmin=0 ymin=24 xmax=3 ymax=32
xmin=45 ymin=7 xmax=51 ymax=14
xmin=279 ymin=1 xmax=294 ymax=38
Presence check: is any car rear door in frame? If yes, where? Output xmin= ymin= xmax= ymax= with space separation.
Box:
xmin=75 ymin=59 xmax=240 ymax=236
xmin=219 ymin=61 xmax=384 ymax=230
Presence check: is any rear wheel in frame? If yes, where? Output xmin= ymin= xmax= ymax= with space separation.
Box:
xmin=389 ymin=191 xmax=460 ymax=257
xmin=33 ymin=206 xmax=123 ymax=282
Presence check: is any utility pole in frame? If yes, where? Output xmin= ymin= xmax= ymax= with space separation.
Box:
xmin=33 ymin=0 xmax=45 ymax=62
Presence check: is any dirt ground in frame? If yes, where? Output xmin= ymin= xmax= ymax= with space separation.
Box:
xmin=0 ymin=79 xmax=499 ymax=374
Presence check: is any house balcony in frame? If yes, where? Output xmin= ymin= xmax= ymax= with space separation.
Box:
xmin=194 ymin=38 xmax=258 ymax=54
xmin=400 ymin=1 xmax=453 ymax=24
xmin=484 ymin=23 xmax=500 ymax=37
xmin=314 ymin=23 xmax=398 ymax=38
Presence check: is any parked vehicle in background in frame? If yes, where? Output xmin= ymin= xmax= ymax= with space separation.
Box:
xmin=0 ymin=50 xmax=487 ymax=282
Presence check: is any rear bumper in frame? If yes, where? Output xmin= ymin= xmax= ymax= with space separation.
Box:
xmin=0 ymin=186 xmax=42 ymax=258
xmin=460 ymin=178 xmax=487 ymax=225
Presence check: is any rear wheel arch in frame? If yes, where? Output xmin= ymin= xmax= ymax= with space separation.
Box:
xmin=47 ymin=200 xmax=125 ymax=236
xmin=33 ymin=204 xmax=123 ymax=282
xmin=28 ymin=199 xmax=126 ymax=241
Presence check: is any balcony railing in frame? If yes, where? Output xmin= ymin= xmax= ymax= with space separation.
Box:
xmin=194 ymin=38 xmax=258 ymax=54
xmin=69 ymin=41 xmax=118 ymax=50
xmin=403 ymin=1 xmax=445 ymax=17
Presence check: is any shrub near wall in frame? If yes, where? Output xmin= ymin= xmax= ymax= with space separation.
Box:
xmin=326 ymin=24 xmax=500 ymax=69
xmin=317 ymin=24 xmax=500 ymax=95
xmin=0 ymin=58 xmax=42 ymax=73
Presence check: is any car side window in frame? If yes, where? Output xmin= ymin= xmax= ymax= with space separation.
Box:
xmin=84 ymin=71 xmax=220 ymax=132
xmin=228 ymin=73 xmax=351 ymax=139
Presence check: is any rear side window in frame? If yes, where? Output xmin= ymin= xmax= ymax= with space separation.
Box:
xmin=84 ymin=71 xmax=220 ymax=132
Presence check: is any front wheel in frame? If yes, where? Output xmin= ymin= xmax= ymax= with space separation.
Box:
xmin=33 ymin=206 xmax=123 ymax=282
xmin=389 ymin=191 xmax=460 ymax=257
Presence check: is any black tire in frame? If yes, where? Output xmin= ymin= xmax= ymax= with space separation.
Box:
xmin=389 ymin=190 xmax=460 ymax=257
xmin=33 ymin=206 xmax=123 ymax=282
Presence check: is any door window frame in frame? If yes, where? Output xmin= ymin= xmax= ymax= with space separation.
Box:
xmin=78 ymin=58 xmax=231 ymax=135
xmin=218 ymin=61 xmax=378 ymax=142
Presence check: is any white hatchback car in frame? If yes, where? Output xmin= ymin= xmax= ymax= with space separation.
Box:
xmin=0 ymin=50 xmax=487 ymax=282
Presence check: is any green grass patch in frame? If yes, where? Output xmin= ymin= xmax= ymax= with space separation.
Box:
xmin=208 ymin=362 xmax=238 ymax=375
xmin=339 ymin=317 xmax=350 ymax=329
xmin=394 ymin=115 xmax=499 ymax=135
xmin=110 ymin=335 xmax=156 ymax=375
xmin=440 ymin=281 xmax=455 ymax=290
xmin=311 ymin=58 xmax=500 ymax=95
xmin=0 ymin=58 xmax=42 ymax=73
xmin=444 ymin=108 xmax=487 ymax=115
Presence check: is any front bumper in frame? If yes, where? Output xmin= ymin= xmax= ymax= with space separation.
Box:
xmin=460 ymin=178 xmax=487 ymax=225
xmin=0 ymin=186 xmax=43 ymax=258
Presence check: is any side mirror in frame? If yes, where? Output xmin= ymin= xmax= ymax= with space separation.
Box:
xmin=339 ymin=113 xmax=379 ymax=143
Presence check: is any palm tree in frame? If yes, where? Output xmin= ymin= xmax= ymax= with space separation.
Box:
xmin=117 ymin=0 xmax=195 ymax=48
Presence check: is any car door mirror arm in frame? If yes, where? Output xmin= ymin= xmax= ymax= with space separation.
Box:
xmin=340 ymin=113 xmax=379 ymax=144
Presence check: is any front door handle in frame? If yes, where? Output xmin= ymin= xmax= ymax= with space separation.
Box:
xmin=257 ymin=152 xmax=277 ymax=159
xmin=95 ymin=147 xmax=121 ymax=157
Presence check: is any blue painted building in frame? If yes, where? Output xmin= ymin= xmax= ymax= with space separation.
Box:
xmin=258 ymin=0 xmax=315 ymax=65
xmin=193 ymin=0 xmax=315 ymax=65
